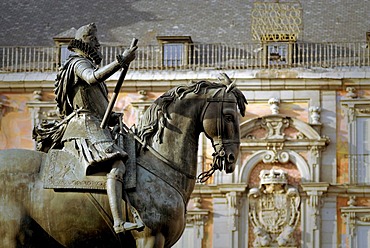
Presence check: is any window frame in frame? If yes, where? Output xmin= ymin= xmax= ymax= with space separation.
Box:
xmin=260 ymin=33 xmax=296 ymax=67
xmin=156 ymin=36 xmax=192 ymax=68
xmin=342 ymin=99 xmax=370 ymax=184
xmin=341 ymin=205 xmax=370 ymax=248
xmin=53 ymin=37 xmax=74 ymax=67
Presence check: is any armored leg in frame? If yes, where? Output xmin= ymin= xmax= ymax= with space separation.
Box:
xmin=107 ymin=160 xmax=139 ymax=233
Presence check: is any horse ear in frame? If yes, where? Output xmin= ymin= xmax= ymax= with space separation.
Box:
xmin=226 ymin=81 xmax=236 ymax=93
xmin=218 ymin=73 xmax=232 ymax=85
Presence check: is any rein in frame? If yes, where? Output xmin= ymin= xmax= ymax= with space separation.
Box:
xmin=121 ymin=123 xmax=196 ymax=180
xmin=197 ymin=87 xmax=239 ymax=183
xmin=125 ymin=86 xmax=239 ymax=185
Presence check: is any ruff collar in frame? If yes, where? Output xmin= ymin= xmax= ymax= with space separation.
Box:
xmin=68 ymin=39 xmax=102 ymax=65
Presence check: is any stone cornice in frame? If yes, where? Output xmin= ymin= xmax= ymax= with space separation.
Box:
xmin=1 ymin=68 xmax=370 ymax=92
xmin=326 ymin=184 xmax=370 ymax=195
xmin=192 ymin=183 xmax=248 ymax=196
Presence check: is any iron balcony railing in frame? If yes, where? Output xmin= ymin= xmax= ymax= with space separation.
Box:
xmin=1 ymin=42 xmax=369 ymax=72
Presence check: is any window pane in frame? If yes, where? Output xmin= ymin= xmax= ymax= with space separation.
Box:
xmin=357 ymin=226 xmax=370 ymax=247
xmin=60 ymin=44 xmax=72 ymax=65
xmin=163 ymin=43 xmax=183 ymax=66
xmin=267 ymin=43 xmax=288 ymax=65
xmin=356 ymin=117 xmax=370 ymax=183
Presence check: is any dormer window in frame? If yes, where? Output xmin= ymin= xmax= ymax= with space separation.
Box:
xmin=261 ymin=33 xmax=296 ymax=66
xmin=157 ymin=36 xmax=192 ymax=68
xmin=53 ymin=28 xmax=76 ymax=66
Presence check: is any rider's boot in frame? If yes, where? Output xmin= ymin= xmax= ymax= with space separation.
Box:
xmin=107 ymin=168 xmax=139 ymax=233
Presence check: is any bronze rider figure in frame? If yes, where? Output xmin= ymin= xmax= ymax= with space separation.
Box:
xmin=54 ymin=23 xmax=140 ymax=233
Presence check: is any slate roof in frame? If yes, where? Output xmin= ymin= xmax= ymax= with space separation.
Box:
xmin=1 ymin=0 xmax=369 ymax=47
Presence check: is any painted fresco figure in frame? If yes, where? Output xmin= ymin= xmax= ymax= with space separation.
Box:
xmin=52 ymin=23 xmax=139 ymax=233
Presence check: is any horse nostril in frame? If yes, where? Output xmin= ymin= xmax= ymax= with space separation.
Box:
xmin=227 ymin=153 xmax=235 ymax=163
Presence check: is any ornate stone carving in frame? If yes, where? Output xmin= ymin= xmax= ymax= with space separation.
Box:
xmin=346 ymin=87 xmax=358 ymax=99
xmin=260 ymin=116 xmax=290 ymax=139
xmin=268 ymin=98 xmax=280 ymax=115
xmin=309 ymin=106 xmax=321 ymax=124
xmin=359 ymin=215 xmax=370 ymax=222
xmin=248 ymin=169 xmax=300 ymax=247
xmin=263 ymin=143 xmax=289 ymax=164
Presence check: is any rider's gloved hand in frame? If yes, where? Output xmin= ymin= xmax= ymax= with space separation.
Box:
xmin=108 ymin=112 xmax=122 ymax=127
xmin=116 ymin=46 xmax=137 ymax=68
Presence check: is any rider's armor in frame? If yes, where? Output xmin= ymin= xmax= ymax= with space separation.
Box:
xmin=52 ymin=23 xmax=142 ymax=233
xmin=60 ymin=56 xmax=127 ymax=169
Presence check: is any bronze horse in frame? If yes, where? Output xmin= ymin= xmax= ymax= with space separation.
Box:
xmin=0 ymin=80 xmax=247 ymax=248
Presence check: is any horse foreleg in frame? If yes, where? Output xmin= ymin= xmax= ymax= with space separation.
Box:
xmin=135 ymin=233 xmax=165 ymax=248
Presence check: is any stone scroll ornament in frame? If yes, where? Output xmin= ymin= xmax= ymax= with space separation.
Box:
xmin=248 ymin=169 xmax=300 ymax=247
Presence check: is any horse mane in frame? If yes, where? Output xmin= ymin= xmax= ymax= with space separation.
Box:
xmin=136 ymin=80 xmax=247 ymax=145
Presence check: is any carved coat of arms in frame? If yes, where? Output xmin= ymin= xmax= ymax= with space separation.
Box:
xmin=248 ymin=169 xmax=300 ymax=247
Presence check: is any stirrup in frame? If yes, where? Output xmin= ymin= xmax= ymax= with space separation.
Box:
xmin=113 ymin=222 xmax=140 ymax=234
xmin=131 ymin=207 xmax=145 ymax=232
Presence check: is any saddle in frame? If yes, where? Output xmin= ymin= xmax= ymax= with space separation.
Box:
xmin=42 ymin=132 xmax=137 ymax=191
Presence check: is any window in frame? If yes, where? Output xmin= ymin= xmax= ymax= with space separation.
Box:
xmin=260 ymin=33 xmax=296 ymax=66
xmin=356 ymin=117 xmax=370 ymax=183
xmin=59 ymin=44 xmax=73 ymax=66
xmin=341 ymin=204 xmax=370 ymax=248
xmin=266 ymin=43 xmax=289 ymax=65
xmin=53 ymin=27 xmax=76 ymax=67
xmin=163 ymin=43 xmax=184 ymax=67
xmin=157 ymin=36 xmax=192 ymax=68
xmin=357 ymin=226 xmax=370 ymax=247
xmin=342 ymin=99 xmax=370 ymax=184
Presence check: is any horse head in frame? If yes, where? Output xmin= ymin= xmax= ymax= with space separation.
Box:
xmin=200 ymin=77 xmax=247 ymax=175
xmin=136 ymin=75 xmax=247 ymax=182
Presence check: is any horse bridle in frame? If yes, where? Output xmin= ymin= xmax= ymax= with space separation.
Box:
xmin=198 ymin=87 xmax=240 ymax=183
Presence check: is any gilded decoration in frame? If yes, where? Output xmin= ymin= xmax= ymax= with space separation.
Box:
xmin=251 ymin=1 xmax=302 ymax=41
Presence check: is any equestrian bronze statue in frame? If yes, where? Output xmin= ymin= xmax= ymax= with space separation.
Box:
xmin=0 ymin=23 xmax=247 ymax=248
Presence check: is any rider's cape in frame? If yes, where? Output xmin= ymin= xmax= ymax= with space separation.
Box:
xmin=33 ymin=57 xmax=79 ymax=152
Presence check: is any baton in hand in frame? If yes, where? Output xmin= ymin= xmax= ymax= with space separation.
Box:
xmin=100 ymin=38 xmax=138 ymax=129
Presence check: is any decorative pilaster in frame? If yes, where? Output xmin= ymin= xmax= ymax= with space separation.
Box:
xmin=301 ymin=182 xmax=329 ymax=230
xmin=226 ymin=191 xmax=241 ymax=231
xmin=130 ymin=90 xmax=152 ymax=123
xmin=186 ymin=197 xmax=209 ymax=240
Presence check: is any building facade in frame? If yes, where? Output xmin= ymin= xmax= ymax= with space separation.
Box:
xmin=1 ymin=1 xmax=370 ymax=247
